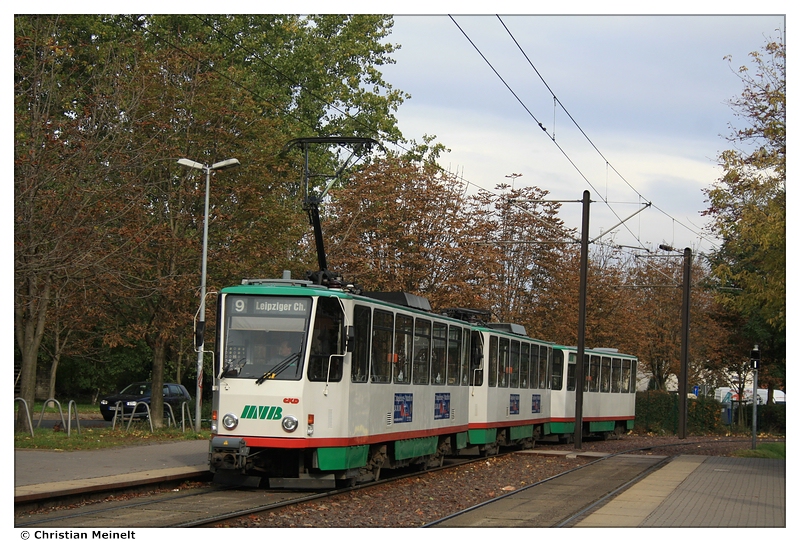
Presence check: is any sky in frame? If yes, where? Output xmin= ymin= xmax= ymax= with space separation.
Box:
xmin=374 ymin=9 xmax=786 ymax=256
xmin=5 ymin=5 xmax=787 ymax=258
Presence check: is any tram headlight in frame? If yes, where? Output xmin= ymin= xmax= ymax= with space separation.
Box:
xmin=282 ymin=415 xmax=299 ymax=433
xmin=221 ymin=413 xmax=238 ymax=430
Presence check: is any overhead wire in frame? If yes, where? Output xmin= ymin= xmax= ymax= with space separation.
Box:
xmin=448 ymin=15 xmax=647 ymax=251
xmin=493 ymin=15 xmax=720 ymax=251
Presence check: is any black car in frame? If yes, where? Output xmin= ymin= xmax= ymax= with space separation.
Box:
xmin=99 ymin=382 xmax=192 ymax=422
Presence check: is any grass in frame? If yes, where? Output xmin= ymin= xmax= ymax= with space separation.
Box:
xmin=731 ymin=442 xmax=785 ymax=459
xmin=15 ymin=401 xmax=211 ymax=451
xmin=14 ymin=425 xmax=212 ymax=451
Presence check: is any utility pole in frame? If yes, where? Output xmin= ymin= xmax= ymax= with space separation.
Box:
xmin=573 ymin=190 xmax=591 ymax=449
xmin=659 ymin=244 xmax=692 ymax=439
xmin=678 ymin=247 xmax=691 ymax=439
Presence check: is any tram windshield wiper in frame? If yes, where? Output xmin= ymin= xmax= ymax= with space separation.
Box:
xmin=255 ymin=352 xmax=300 ymax=385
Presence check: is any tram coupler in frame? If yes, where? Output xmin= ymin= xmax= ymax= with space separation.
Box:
xmin=209 ymin=436 xmax=249 ymax=472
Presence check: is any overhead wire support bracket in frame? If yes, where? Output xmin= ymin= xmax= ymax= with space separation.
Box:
xmin=589 ymin=201 xmax=652 ymax=244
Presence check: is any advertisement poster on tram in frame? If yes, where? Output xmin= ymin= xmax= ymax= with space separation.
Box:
xmin=434 ymin=393 xmax=451 ymax=420
xmin=394 ymin=393 xmax=413 ymax=423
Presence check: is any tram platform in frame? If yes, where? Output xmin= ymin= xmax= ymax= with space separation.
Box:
xmin=438 ymin=451 xmax=786 ymax=528
xmin=14 ymin=442 xmax=786 ymax=527
xmin=574 ymin=454 xmax=786 ymax=527
xmin=14 ymin=439 xmax=210 ymax=503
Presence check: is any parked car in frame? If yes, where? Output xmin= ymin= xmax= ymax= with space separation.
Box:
xmin=99 ymin=382 xmax=192 ymax=422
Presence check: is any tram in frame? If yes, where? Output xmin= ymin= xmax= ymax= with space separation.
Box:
xmin=208 ymin=280 xmax=475 ymax=488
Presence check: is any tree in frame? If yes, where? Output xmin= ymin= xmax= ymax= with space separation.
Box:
xmin=325 ymin=152 xmax=500 ymax=310
xmin=14 ymin=15 xmax=151 ymax=429
xmin=14 ymin=15 xmax=409 ymax=427
xmin=703 ymin=34 xmax=785 ymax=398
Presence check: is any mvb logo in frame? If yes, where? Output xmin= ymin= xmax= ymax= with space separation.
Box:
xmin=241 ymin=405 xmax=283 ymax=420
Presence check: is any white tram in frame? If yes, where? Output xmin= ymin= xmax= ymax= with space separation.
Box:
xmin=464 ymin=321 xmax=554 ymax=453
xmin=548 ymin=345 xmax=638 ymax=441
xmin=208 ymin=279 xmax=475 ymax=488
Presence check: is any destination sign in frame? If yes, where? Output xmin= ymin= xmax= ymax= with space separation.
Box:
xmin=226 ymin=295 xmax=310 ymax=316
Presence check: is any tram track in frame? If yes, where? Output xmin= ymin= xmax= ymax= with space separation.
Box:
xmin=14 ymin=455 xmax=482 ymax=528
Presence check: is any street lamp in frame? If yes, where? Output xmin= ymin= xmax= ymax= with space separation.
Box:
xmin=178 ymin=157 xmax=240 ymax=431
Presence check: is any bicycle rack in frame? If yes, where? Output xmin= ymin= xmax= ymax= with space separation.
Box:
xmin=180 ymin=401 xmax=195 ymax=433
xmin=36 ymin=398 xmax=67 ymax=432
xmin=164 ymin=403 xmax=176 ymax=428
xmin=111 ymin=401 xmax=124 ymax=430
xmin=67 ymin=400 xmax=81 ymax=436
xmin=126 ymin=402 xmax=153 ymax=432
xmin=14 ymin=397 xmax=34 ymax=437
xmin=66 ymin=400 xmax=81 ymax=436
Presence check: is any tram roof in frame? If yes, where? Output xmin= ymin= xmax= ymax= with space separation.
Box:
xmin=553 ymin=344 xmax=638 ymax=359
xmin=221 ymin=281 xmax=474 ymax=325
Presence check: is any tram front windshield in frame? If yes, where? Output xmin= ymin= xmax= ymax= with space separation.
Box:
xmin=221 ymin=295 xmax=311 ymax=381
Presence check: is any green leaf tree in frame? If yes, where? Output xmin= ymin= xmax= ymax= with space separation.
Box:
xmin=703 ymin=34 xmax=785 ymax=398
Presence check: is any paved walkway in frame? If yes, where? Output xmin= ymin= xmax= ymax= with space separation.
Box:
xmin=577 ymin=455 xmax=785 ymax=527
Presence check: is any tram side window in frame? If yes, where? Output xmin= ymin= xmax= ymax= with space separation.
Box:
xmin=307 ymin=297 xmax=344 ymax=382
xmin=459 ymin=328 xmax=470 ymax=386
xmin=431 ymin=323 xmax=447 ymax=384
xmin=566 ymin=353 xmax=576 ymax=391
xmin=394 ymin=314 xmax=413 ymax=384
xmin=629 ymin=360 xmax=637 ymax=393
xmin=520 ymin=343 xmax=530 ymax=388
xmin=611 ymin=358 xmax=622 ymax=392
xmin=583 ymin=355 xmax=590 ymax=392
xmin=498 ymin=338 xmax=510 ymax=387
xmin=538 ymin=346 xmax=548 ymax=389
xmin=447 ymin=326 xmax=462 ymax=386
xmin=551 ymin=349 xmax=564 ymax=390
xmin=530 ymin=345 xmax=539 ymax=389
xmin=470 ymin=331 xmax=483 ymax=386
xmin=589 ymin=355 xmax=600 ymax=392
xmin=546 ymin=347 xmax=553 ymax=389
xmin=510 ymin=340 xmax=520 ymax=388
xmin=600 ymin=357 xmax=611 ymax=392
xmin=351 ymin=305 xmax=371 ymax=383
xmin=412 ymin=319 xmax=431 ymax=385
xmin=488 ymin=335 xmax=498 ymax=387
xmin=621 ymin=359 xmax=631 ymax=393
xmin=371 ymin=309 xmax=393 ymax=383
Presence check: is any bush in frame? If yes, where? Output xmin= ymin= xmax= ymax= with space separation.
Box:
xmin=758 ymin=403 xmax=786 ymax=434
xmin=634 ymin=390 xmax=724 ymax=435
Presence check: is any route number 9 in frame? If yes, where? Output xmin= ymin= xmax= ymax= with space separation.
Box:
xmin=234 ymin=299 xmax=246 ymax=312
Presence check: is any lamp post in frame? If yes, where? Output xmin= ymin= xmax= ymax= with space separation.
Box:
xmin=751 ymin=345 xmax=760 ymax=450
xmin=178 ymin=157 xmax=240 ymax=431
